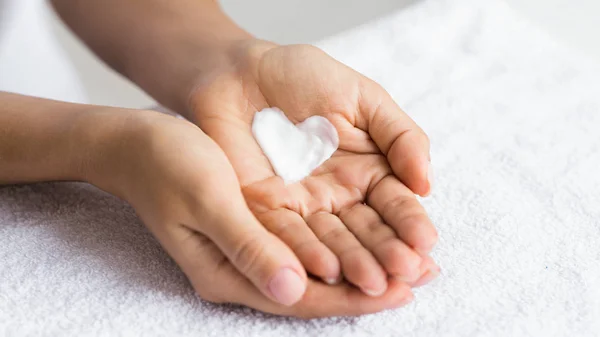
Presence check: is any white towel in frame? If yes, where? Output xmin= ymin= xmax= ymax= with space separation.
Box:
xmin=2 ymin=0 xmax=600 ymax=335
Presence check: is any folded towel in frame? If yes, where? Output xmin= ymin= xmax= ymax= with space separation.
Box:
xmin=2 ymin=0 xmax=600 ymax=335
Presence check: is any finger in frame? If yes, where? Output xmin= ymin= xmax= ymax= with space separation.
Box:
xmin=234 ymin=275 xmax=415 ymax=318
xmin=407 ymin=255 xmax=441 ymax=288
xmin=149 ymin=222 xmax=234 ymax=304
xmin=339 ymin=203 xmax=422 ymax=282
xmin=306 ymin=212 xmax=388 ymax=296
xmin=367 ymin=175 xmax=438 ymax=254
xmin=196 ymin=191 xmax=308 ymax=307
xmin=164 ymin=224 xmax=415 ymax=318
xmin=257 ymin=209 xmax=342 ymax=284
xmin=358 ymin=78 xmax=432 ymax=196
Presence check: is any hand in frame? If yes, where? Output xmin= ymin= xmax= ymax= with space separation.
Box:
xmin=188 ymin=41 xmax=440 ymax=295
xmin=85 ymin=108 xmax=414 ymax=317
xmin=50 ymin=0 xmax=438 ymax=314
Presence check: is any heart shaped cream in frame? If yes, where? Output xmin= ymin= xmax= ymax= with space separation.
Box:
xmin=252 ymin=107 xmax=339 ymax=184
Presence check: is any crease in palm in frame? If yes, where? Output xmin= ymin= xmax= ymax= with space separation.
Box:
xmin=194 ymin=44 xmax=438 ymax=295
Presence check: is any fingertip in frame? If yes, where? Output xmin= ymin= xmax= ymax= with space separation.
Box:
xmin=296 ymin=243 xmax=341 ymax=285
xmin=268 ymin=267 xmax=307 ymax=306
xmin=361 ymin=283 xmax=388 ymax=297
xmin=377 ymin=241 xmax=422 ymax=282
xmin=418 ymin=255 xmax=438 ymax=271
xmin=414 ymin=160 xmax=432 ymax=197
xmin=420 ymin=161 xmax=434 ymax=197
xmin=411 ymin=265 xmax=441 ymax=288
xmin=387 ymin=135 xmax=431 ymax=197
xmin=414 ymin=227 xmax=439 ymax=255
xmin=404 ymin=255 xmax=440 ymax=288
xmin=356 ymin=269 xmax=389 ymax=298
xmin=323 ymin=274 xmax=343 ymax=285
xmin=383 ymin=279 xmax=414 ymax=309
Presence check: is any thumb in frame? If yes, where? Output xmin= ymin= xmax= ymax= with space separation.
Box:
xmin=199 ymin=197 xmax=307 ymax=306
xmin=358 ymin=78 xmax=432 ymax=196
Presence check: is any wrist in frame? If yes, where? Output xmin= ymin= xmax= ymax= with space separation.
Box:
xmin=0 ymin=93 xmax=116 ymax=185
xmin=183 ymin=38 xmax=279 ymax=123
xmin=76 ymin=108 xmax=187 ymax=202
xmin=72 ymin=108 xmax=143 ymax=198
xmin=123 ymin=2 xmax=257 ymax=115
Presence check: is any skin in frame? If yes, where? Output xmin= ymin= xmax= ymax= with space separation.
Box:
xmin=1 ymin=0 xmax=442 ymax=317
xmin=0 ymin=92 xmax=419 ymax=318
xmin=191 ymin=41 xmax=440 ymax=295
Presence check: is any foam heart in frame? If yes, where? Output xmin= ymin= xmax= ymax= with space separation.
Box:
xmin=252 ymin=107 xmax=339 ymax=184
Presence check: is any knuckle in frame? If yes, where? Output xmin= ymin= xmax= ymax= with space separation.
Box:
xmin=378 ymin=241 xmax=415 ymax=274
xmin=380 ymin=240 xmax=403 ymax=261
xmin=397 ymin=212 xmax=431 ymax=231
xmin=311 ymin=248 xmax=335 ymax=270
xmin=381 ymin=195 xmax=414 ymax=219
xmin=364 ymin=217 xmax=385 ymax=235
xmin=395 ymin=212 xmax=438 ymax=251
xmin=338 ymin=249 xmax=370 ymax=274
xmin=320 ymin=226 xmax=352 ymax=244
xmin=352 ymin=256 xmax=374 ymax=277
xmin=364 ymin=77 xmax=387 ymax=96
xmin=297 ymin=243 xmax=335 ymax=273
xmin=295 ymin=43 xmax=325 ymax=57
xmin=420 ymin=128 xmax=431 ymax=147
xmin=267 ymin=217 xmax=294 ymax=236
xmin=231 ymin=232 xmax=267 ymax=276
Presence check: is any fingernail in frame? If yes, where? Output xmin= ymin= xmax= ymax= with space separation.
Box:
xmin=401 ymin=292 xmax=415 ymax=305
xmin=268 ymin=268 xmax=306 ymax=306
xmin=427 ymin=266 xmax=441 ymax=279
xmin=362 ymin=284 xmax=387 ymax=297
xmin=392 ymin=258 xmax=422 ymax=284
xmin=323 ymin=275 xmax=342 ymax=285
xmin=393 ymin=274 xmax=419 ymax=284
xmin=427 ymin=162 xmax=434 ymax=195
xmin=413 ymin=266 xmax=441 ymax=288
xmin=387 ymin=292 xmax=414 ymax=309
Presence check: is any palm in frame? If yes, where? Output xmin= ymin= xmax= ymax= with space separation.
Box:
xmin=193 ymin=43 xmax=437 ymax=292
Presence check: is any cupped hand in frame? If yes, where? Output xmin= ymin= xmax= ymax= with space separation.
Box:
xmin=188 ymin=41 xmax=440 ymax=296
xmin=87 ymin=109 xmax=413 ymax=318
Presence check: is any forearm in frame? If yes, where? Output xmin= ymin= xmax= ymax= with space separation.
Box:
xmin=51 ymin=0 xmax=253 ymax=116
xmin=0 ymin=92 xmax=117 ymax=185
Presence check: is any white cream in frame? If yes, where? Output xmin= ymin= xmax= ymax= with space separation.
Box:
xmin=251 ymin=107 xmax=339 ymax=184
